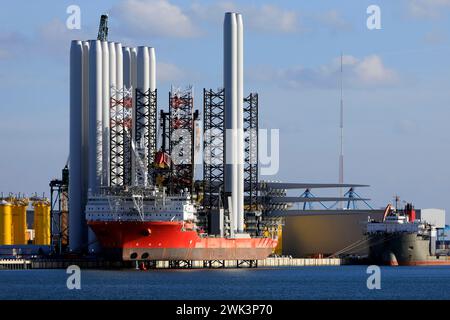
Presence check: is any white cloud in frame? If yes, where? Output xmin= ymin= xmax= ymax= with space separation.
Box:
xmin=316 ymin=10 xmax=352 ymax=32
xmin=407 ymin=0 xmax=450 ymax=18
xmin=190 ymin=0 xmax=236 ymax=21
xmin=39 ymin=19 xmax=71 ymax=44
xmin=32 ymin=18 xmax=90 ymax=60
xmin=39 ymin=19 xmax=86 ymax=47
xmin=191 ymin=2 xmax=301 ymax=34
xmin=0 ymin=20 xmax=89 ymax=62
xmin=157 ymin=62 xmax=185 ymax=82
xmin=0 ymin=32 xmax=29 ymax=59
xmin=250 ymin=54 xmax=399 ymax=89
xmin=113 ymin=0 xmax=199 ymax=38
xmin=192 ymin=3 xmax=354 ymax=35
xmin=247 ymin=5 xmax=299 ymax=33
xmin=352 ymin=55 xmax=398 ymax=85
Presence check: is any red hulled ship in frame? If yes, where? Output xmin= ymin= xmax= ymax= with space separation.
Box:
xmin=86 ymin=187 xmax=277 ymax=261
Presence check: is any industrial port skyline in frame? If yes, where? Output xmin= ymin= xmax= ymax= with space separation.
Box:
xmin=1 ymin=0 xmax=450 ymax=224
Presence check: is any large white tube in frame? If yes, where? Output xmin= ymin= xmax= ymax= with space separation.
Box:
xmin=69 ymin=40 xmax=84 ymax=252
xmin=109 ymin=42 xmax=117 ymax=92
xmin=81 ymin=41 xmax=90 ymax=200
xmin=224 ymin=12 xmax=238 ymax=235
xmin=108 ymin=42 xmax=116 ymax=186
xmin=236 ymin=13 xmax=244 ymax=233
xmin=130 ymin=47 xmax=137 ymax=183
xmin=148 ymin=47 xmax=156 ymax=166
xmin=134 ymin=46 xmax=150 ymax=186
xmin=116 ymin=43 xmax=123 ymax=94
xmin=149 ymin=47 xmax=156 ymax=92
xmin=81 ymin=41 xmax=90 ymax=252
xmin=123 ymin=46 xmax=132 ymax=89
xmin=101 ymin=41 xmax=110 ymax=187
xmin=86 ymin=41 xmax=107 ymax=254
xmin=131 ymin=47 xmax=137 ymax=93
xmin=88 ymin=40 xmax=102 ymax=194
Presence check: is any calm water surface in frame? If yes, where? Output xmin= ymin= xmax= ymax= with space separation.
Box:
xmin=1 ymin=266 xmax=450 ymax=300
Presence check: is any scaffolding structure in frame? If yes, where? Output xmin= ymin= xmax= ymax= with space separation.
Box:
xmin=134 ymin=88 xmax=157 ymax=186
xmin=203 ymin=88 xmax=225 ymax=210
xmin=152 ymin=110 xmax=172 ymax=188
xmin=202 ymin=89 xmax=261 ymax=236
xmin=169 ymin=86 xmax=194 ymax=193
xmin=123 ymin=90 xmax=133 ymax=186
xmin=203 ymin=88 xmax=226 ymax=234
xmin=159 ymin=110 xmax=170 ymax=153
xmin=243 ymin=93 xmax=260 ymax=235
xmin=49 ymin=166 xmax=69 ymax=254
xmin=110 ymin=87 xmax=132 ymax=186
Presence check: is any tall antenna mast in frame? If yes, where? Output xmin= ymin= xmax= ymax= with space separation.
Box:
xmin=339 ymin=53 xmax=344 ymax=208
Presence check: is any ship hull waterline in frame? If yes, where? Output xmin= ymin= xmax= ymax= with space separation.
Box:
xmin=368 ymin=233 xmax=450 ymax=266
xmin=88 ymin=221 xmax=278 ymax=261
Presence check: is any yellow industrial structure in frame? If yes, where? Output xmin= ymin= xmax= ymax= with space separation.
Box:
xmin=262 ymin=222 xmax=284 ymax=256
xmin=12 ymin=198 xmax=28 ymax=245
xmin=274 ymin=224 xmax=283 ymax=255
xmin=0 ymin=200 xmax=12 ymax=245
xmin=0 ymin=195 xmax=52 ymax=246
xmin=33 ymin=200 xmax=51 ymax=245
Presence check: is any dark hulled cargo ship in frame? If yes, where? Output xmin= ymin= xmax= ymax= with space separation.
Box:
xmin=366 ymin=204 xmax=450 ymax=266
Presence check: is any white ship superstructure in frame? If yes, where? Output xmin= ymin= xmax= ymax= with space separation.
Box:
xmin=85 ymin=187 xmax=196 ymax=222
xmin=367 ymin=214 xmax=425 ymax=234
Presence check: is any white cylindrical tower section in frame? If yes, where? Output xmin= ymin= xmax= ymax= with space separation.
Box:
xmin=149 ymin=47 xmax=156 ymax=92
xmin=130 ymin=47 xmax=137 ymax=177
xmin=133 ymin=46 xmax=150 ymax=186
xmin=108 ymin=42 xmax=116 ymax=187
xmin=81 ymin=41 xmax=90 ymax=206
xmin=115 ymin=43 xmax=123 ymax=92
xmin=123 ymin=46 xmax=132 ymax=89
xmin=224 ymin=12 xmax=238 ymax=235
xmin=131 ymin=47 xmax=137 ymax=92
xmin=88 ymin=40 xmax=103 ymax=194
xmin=101 ymin=41 xmax=110 ymax=187
xmin=136 ymin=50 xmax=150 ymax=108
xmin=148 ymin=47 xmax=156 ymax=175
xmin=109 ymin=42 xmax=117 ymax=91
xmin=236 ymin=13 xmax=245 ymax=233
xmin=69 ymin=40 xmax=84 ymax=252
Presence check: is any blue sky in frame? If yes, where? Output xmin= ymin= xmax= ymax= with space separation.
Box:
xmin=1 ymin=0 xmax=450 ymax=222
